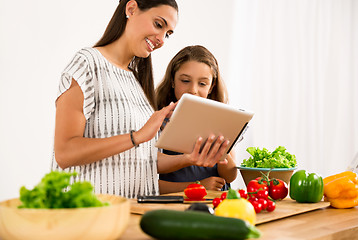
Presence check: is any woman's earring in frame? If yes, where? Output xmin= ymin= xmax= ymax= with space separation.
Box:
xmin=126 ymin=15 xmax=129 ymax=19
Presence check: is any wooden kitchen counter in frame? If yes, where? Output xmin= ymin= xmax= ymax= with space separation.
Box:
xmin=121 ymin=196 xmax=358 ymax=240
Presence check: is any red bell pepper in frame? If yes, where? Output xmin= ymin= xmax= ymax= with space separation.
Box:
xmin=184 ymin=181 xmax=207 ymax=200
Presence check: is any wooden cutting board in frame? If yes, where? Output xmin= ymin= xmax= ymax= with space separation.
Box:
xmin=130 ymin=191 xmax=330 ymax=224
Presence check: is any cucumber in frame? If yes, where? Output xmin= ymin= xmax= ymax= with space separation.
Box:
xmin=140 ymin=209 xmax=261 ymax=240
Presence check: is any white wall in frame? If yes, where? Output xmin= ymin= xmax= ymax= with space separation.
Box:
xmin=0 ymin=0 xmax=247 ymax=201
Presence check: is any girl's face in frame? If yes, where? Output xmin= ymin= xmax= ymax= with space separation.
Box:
xmin=126 ymin=2 xmax=177 ymax=58
xmin=173 ymin=61 xmax=214 ymax=100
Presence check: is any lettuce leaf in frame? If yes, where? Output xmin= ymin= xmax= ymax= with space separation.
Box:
xmin=241 ymin=146 xmax=297 ymax=168
xmin=18 ymin=171 xmax=109 ymax=209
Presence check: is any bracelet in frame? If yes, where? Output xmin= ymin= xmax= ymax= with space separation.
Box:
xmin=130 ymin=130 xmax=139 ymax=148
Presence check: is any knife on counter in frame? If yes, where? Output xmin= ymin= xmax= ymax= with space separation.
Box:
xmin=137 ymin=195 xmax=213 ymax=204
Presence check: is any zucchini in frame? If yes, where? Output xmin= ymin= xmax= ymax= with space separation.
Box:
xmin=140 ymin=209 xmax=261 ymax=240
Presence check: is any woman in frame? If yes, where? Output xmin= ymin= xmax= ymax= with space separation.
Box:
xmin=51 ymin=0 xmax=229 ymax=199
xmin=156 ymin=45 xmax=238 ymax=193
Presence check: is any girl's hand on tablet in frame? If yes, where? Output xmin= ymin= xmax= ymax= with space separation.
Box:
xmin=186 ymin=135 xmax=229 ymax=167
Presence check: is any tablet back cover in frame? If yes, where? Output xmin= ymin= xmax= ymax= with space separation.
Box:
xmin=155 ymin=94 xmax=254 ymax=154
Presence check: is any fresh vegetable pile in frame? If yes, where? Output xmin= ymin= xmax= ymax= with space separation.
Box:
xmin=19 ymin=171 xmax=108 ymax=209
xmin=241 ymin=146 xmax=297 ymax=168
xmin=214 ymin=178 xmax=284 ymax=215
xmin=323 ymin=171 xmax=358 ymax=208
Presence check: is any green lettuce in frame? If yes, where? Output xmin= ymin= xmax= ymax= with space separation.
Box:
xmin=18 ymin=171 xmax=109 ymax=209
xmin=241 ymin=146 xmax=297 ymax=168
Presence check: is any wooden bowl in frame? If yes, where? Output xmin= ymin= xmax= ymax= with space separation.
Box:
xmin=238 ymin=167 xmax=297 ymax=186
xmin=0 ymin=194 xmax=130 ymax=240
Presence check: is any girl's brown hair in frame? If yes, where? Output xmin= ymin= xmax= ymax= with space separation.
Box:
xmin=94 ymin=0 xmax=178 ymax=109
xmin=156 ymin=45 xmax=228 ymax=110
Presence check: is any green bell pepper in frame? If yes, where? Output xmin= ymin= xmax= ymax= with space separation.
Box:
xmin=289 ymin=170 xmax=324 ymax=203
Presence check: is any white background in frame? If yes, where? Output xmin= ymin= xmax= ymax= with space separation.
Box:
xmin=1 ymin=0 xmax=357 ymax=201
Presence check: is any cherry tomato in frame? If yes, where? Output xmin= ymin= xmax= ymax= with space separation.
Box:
xmin=248 ymin=197 xmax=258 ymax=203
xmin=257 ymin=198 xmax=268 ymax=210
xmin=247 ymin=178 xmax=269 ymax=199
xmin=238 ymin=189 xmax=248 ymax=199
xmin=256 ymin=189 xmax=269 ymax=199
xmin=266 ymin=199 xmax=276 ymax=212
xmin=250 ymin=200 xmax=262 ymax=213
xmin=269 ymin=179 xmax=288 ymax=200
xmin=220 ymin=192 xmax=227 ymax=200
xmin=255 ymin=176 xmax=269 ymax=185
xmin=212 ymin=197 xmax=223 ymax=208
xmin=246 ymin=186 xmax=256 ymax=197
xmin=247 ymin=178 xmax=269 ymax=191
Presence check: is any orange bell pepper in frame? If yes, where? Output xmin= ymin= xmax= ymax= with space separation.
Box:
xmin=327 ymin=196 xmax=358 ymax=209
xmin=323 ymin=171 xmax=358 ymax=208
xmin=323 ymin=171 xmax=358 ymax=185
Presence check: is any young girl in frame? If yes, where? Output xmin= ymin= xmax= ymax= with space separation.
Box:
xmin=51 ymin=1 xmax=230 ymax=199
xmin=156 ymin=45 xmax=238 ymax=193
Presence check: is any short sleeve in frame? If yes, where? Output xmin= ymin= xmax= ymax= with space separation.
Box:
xmin=57 ymin=51 xmax=95 ymax=120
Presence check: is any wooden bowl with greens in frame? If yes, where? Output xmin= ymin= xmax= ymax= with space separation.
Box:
xmin=0 ymin=171 xmax=130 ymax=240
xmin=238 ymin=146 xmax=297 ymax=185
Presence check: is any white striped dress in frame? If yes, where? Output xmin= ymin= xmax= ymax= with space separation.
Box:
xmin=51 ymin=47 xmax=159 ymax=199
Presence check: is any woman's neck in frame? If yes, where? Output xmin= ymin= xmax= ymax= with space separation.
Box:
xmin=96 ymin=39 xmax=134 ymax=71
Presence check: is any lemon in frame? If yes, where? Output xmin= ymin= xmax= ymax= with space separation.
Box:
xmin=214 ymin=198 xmax=256 ymax=225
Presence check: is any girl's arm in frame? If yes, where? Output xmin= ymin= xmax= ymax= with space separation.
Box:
xmin=158 ymin=180 xmax=190 ymax=194
xmin=159 ymin=177 xmax=226 ymax=194
xmin=217 ymin=151 xmax=238 ymax=183
xmin=54 ymin=79 xmax=175 ymax=169
xmin=157 ymin=152 xmax=192 ymax=174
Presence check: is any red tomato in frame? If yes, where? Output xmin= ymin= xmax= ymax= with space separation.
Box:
xmin=256 ymin=189 xmax=269 ymax=199
xmin=251 ymin=200 xmax=262 ymax=213
xmin=266 ymin=199 xmax=276 ymax=212
xmin=257 ymin=198 xmax=268 ymax=210
xmin=246 ymin=186 xmax=256 ymax=196
xmin=247 ymin=178 xmax=269 ymax=193
xmin=212 ymin=197 xmax=223 ymax=208
xmin=255 ymin=176 xmax=269 ymax=186
xmin=269 ymin=179 xmax=288 ymax=200
xmin=238 ymin=189 xmax=248 ymax=199
xmin=220 ymin=192 xmax=227 ymax=200
xmin=248 ymin=197 xmax=258 ymax=203
xmin=184 ymin=182 xmax=207 ymax=200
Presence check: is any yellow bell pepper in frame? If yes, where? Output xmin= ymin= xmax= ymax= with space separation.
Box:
xmin=215 ymin=198 xmax=256 ymax=225
xmin=323 ymin=171 xmax=358 ymax=208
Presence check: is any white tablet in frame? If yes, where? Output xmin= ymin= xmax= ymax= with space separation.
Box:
xmin=155 ymin=94 xmax=254 ymax=156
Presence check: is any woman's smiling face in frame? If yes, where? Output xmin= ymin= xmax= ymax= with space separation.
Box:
xmin=125 ymin=2 xmax=178 ymax=58
xmin=173 ymin=60 xmax=214 ymax=100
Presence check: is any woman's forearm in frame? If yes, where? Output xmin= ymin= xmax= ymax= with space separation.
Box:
xmin=157 ymin=152 xmax=192 ymax=174
xmin=54 ymin=134 xmax=136 ymax=169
